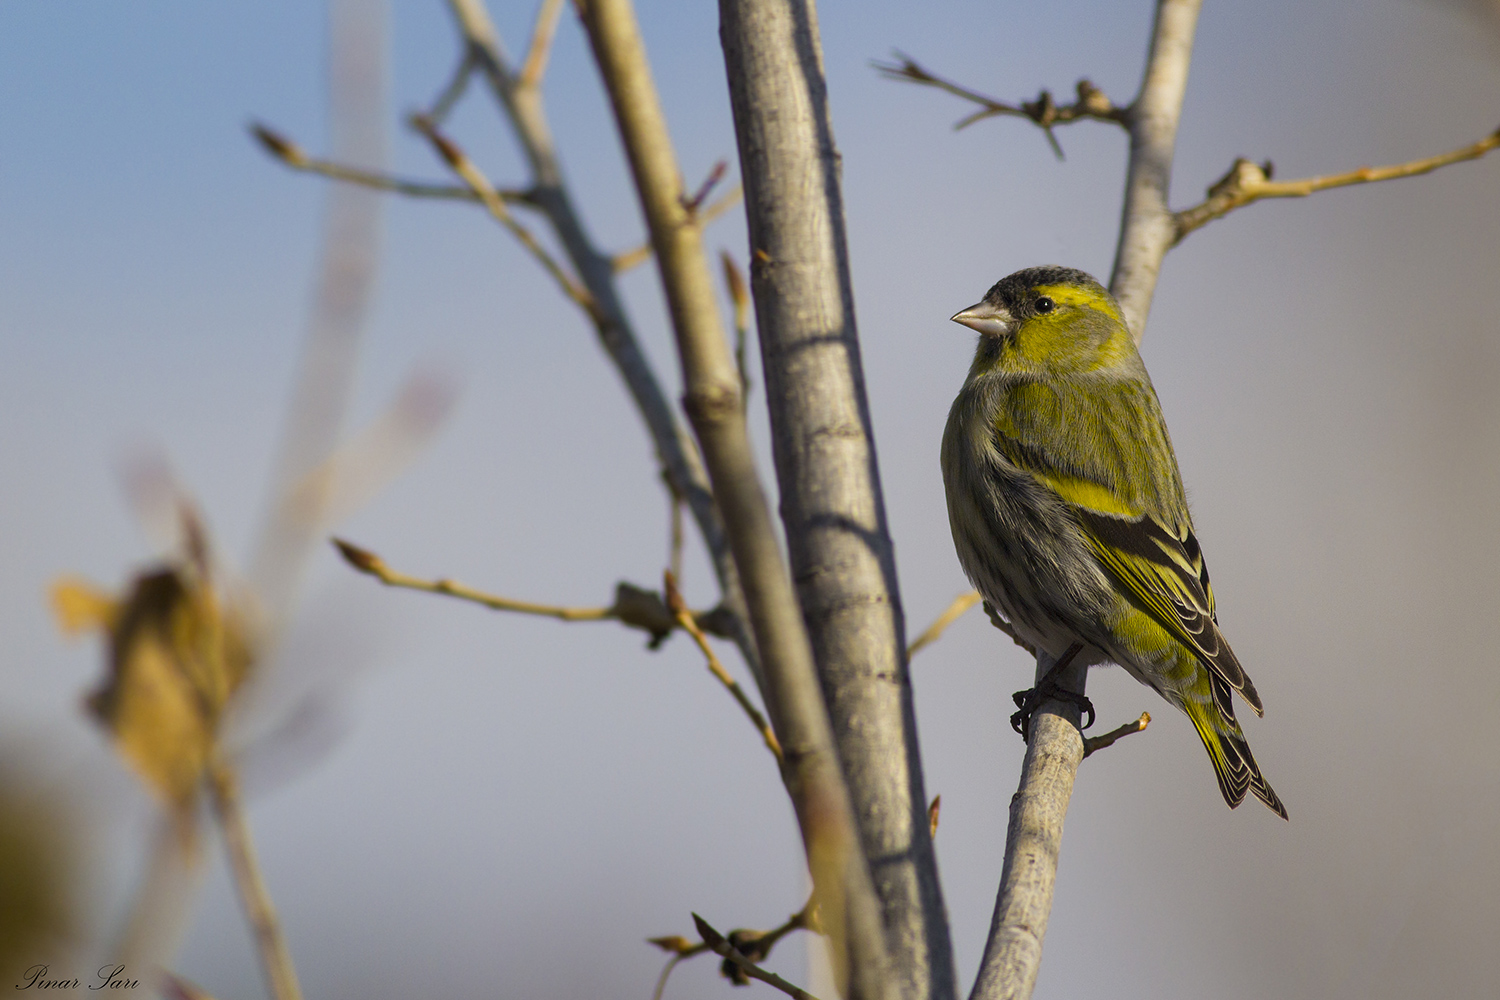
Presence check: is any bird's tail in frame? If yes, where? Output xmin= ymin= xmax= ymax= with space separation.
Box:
xmin=1183 ymin=679 xmax=1287 ymax=819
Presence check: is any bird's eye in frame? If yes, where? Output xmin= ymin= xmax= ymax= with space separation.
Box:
xmin=1034 ymin=296 xmax=1055 ymax=314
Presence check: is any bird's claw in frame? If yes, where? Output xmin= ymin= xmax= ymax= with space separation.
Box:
xmin=1010 ymin=683 xmax=1095 ymax=742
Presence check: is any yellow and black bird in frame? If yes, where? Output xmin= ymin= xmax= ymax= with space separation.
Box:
xmin=941 ymin=266 xmax=1286 ymax=817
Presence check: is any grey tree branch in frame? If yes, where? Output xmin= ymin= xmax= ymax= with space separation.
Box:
xmin=718 ymin=5 xmax=954 ymax=1000
xmin=576 ymin=4 xmax=894 ymax=998
xmin=1107 ymin=0 xmax=1203 ymax=341
xmin=968 ymin=652 xmax=1087 ymax=1000
xmin=440 ymin=0 xmax=762 ymax=685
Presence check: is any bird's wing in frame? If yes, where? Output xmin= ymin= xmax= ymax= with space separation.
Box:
xmin=1069 ymin=503 xmax=1263 ymax=717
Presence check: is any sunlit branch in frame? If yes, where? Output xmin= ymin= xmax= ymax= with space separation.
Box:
xmin=1083 ymin=712 xmax=1151 ymax=758
xmin=518 ymin=0 xmax=566 ymax=90
xmin=612 ymin=186 xmax=743 ymax=272
xmin=1172 ymin=127 xmax=1500 ymax=243
xmin=333 ymin=538 xmax=733 ymax=647
xmin=664 ymin=571 xmax=782 ymax=763
xmin=906 ymin=591 xmax=981 ymax=658
xmin=411 ymin=116 xmax=600 ymax=319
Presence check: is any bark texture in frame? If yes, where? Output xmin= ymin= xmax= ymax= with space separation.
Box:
xmin=1108 ymin=0 xmax=1203 ymax=340
xmin=968 ymin=653 xmax=1086 ymax=1000
xmin=718 ymin=3 xmax=954 ymax=1000
xmin=578 ymin=3 xmax=895 ymax=999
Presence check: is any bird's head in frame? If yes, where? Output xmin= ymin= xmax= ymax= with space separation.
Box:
xmin=952 ymin=266 xmax=1137 ymax=377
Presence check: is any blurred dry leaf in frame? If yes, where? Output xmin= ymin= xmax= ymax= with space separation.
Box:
xmin=50 ymin=577 xmax=119 ymax=636
xmin=59 ymin=563 xmax=253 ymax=813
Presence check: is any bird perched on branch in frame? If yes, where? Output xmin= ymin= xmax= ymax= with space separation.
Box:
xmin=941 ymin=265 xmax=1286 ymax=817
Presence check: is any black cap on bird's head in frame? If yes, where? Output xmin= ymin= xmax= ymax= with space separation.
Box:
xmin=951 ymin=266 xmax=1110 ymax=338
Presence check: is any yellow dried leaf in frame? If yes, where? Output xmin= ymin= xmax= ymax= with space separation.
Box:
xmin=86 ymin=568 xmax=253 ymax=809
xmin=49 ymin=577 xmax=118 ymax=636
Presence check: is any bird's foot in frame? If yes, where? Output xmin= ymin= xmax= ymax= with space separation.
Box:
xmin=1009 ymin=643 xmax=1094 ymax=741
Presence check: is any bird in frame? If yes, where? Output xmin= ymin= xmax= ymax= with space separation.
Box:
xmin=940 ymin=265 xmax=1286 ymax=818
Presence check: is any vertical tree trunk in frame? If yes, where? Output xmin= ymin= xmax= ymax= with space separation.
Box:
xmin=718 ymin=4 xmax=954 ymax=1000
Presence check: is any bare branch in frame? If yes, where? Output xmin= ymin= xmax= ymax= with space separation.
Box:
xmin=251 ymin=124 xmax=530 ymax=205
xmin=875 ymin=53 xmax=1127 ymax=159
xmin=425 ymin=48 xmax=476 ymax=125
xmin=723 ymin=6 xmax=952 ymax=999
xmin=441 ymin=0 xmax=757 ymax=688
xmin=518 ymin=0 xmax=566 ymax=90
xmin=694 ymin=913 xmax=824 ymax=1000
xmin=579 ymin=4 xmax=896 ymax=998
xmin=1172 ymin=127 xmax=1500 ymax=243
xmin=969 ymin=651 xmax=1088 ymax=1000
xmin=664 ymin=571 xmax=783 ymax=764
xmin=333 ymin=538 xmax=734 ymax=647
xmin=612 ymin=185 xmax=744 ymax=272
xmin=208 ymin=758 xmax=302 ymax=1000
xmin=906 ymin=591 xmax=981 ymax=658
xmin=1108 ymin=0 xmax=1203 ymax=341
xmin=651 ymin=895 xmax=818 ymax=995
xmin=411 ymin=116 xmax=600 ymax=319
xmin=1083 ymin=712 xmax=1151 ymax=758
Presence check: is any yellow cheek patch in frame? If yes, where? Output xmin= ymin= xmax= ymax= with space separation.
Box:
xmin=1033 ymin=283 xmax=1125 ymax=324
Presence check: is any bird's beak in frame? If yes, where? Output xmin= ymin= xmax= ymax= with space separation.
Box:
xmin=950 ymin=300 xmax=1013 ymax=338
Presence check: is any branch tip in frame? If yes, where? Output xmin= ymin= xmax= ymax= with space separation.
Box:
xmin=331 ymin=537 xmax=382 ymax=575
xmin=249 ymin=123 xmax=306 ymax=167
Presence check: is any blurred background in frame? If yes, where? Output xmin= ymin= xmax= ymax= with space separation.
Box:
xmin=2 ymin=0 xmax=1498 ymax=997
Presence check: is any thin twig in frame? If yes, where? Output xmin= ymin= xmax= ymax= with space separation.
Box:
xmin=694 ymin=914 xmax=823 ymax=1000
xmin=518 ymin=0 xmax=565 ymax=90
xmin=1172 ymin=127 xmax=1500 ymax=243
xmin=907 ymin=591 xmax=982 ymax=658
xmin=613 ymin=186 xmax=744 ymax=272
xmin=208 ymin=758 xmax=302 ymax=1000
xmin=426 ymin=48 xmax=477 ymax=125
xmin=876 ymin=53 xmax=1127 ymax=158
xmin=1083 ymin=712 xmax=1151 ymax=758
xmin=664 ymin=571 xmax=782 ymax=763
xmin=335 ymin=538 xmax=611 ymax=621
xmin=411 ymin=116 xmax=601 ymax=319
xmin=440 ymin=0 xmax=755 ymax=689
xmin=650 ymin=896 xmax=817 ymax=995
xmin=251 ymin=124 xmax=531 ymax=204
xmin=651 ymin=953 xmax=687 ymax=1000
xmin=333 ymin=538 xmax=734 ymax=646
